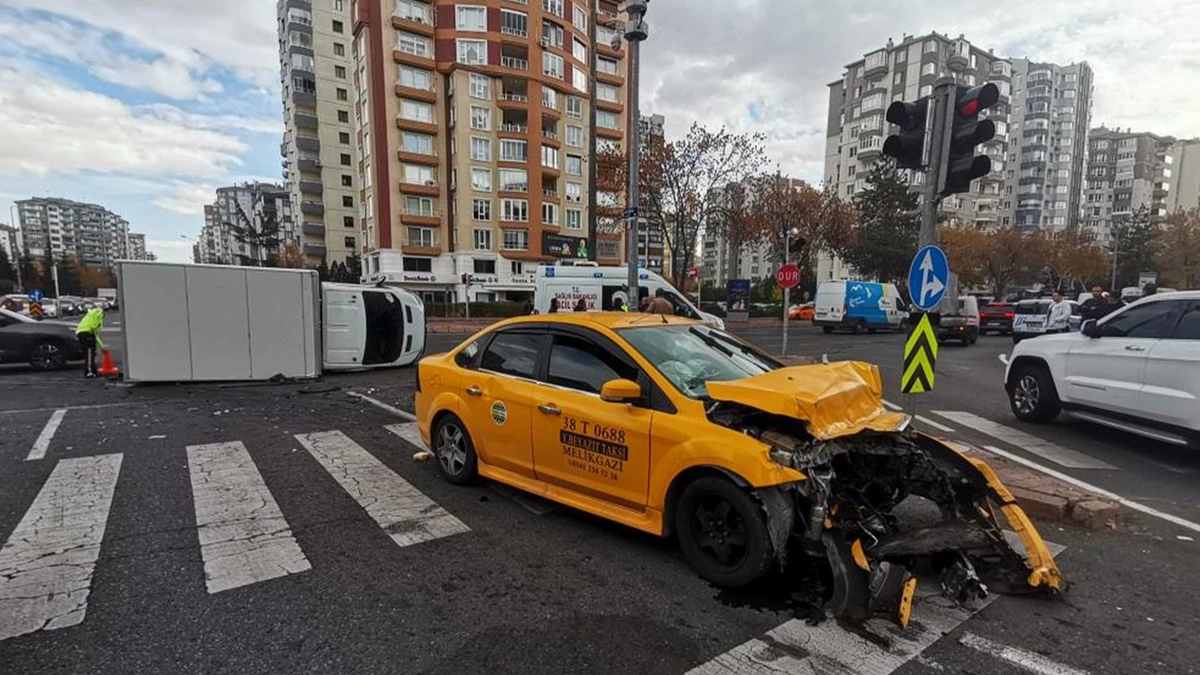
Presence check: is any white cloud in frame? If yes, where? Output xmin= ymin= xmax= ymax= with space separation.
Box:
xmin=146 ymin=239 xmax=196 ymax=264
xmin=138 ymin=103 xmax=281 ymax=135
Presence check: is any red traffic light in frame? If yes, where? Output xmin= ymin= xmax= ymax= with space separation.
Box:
xmin=955 ymin=83 xmax=999 ymax=118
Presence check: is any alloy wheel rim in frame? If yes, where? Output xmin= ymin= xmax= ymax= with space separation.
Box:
xmin=437 ymin=425 xmax=467 ymax=475
xmin=33 ymin=343 xmax=60 ymax=368
xmin=1015 ymin=375 xmax=1040 ymax=414
xmin=692 ymin=496 xmax=748 ymax=567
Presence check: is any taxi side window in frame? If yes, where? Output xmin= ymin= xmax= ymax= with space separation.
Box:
xmin=481 ymin=332 xmax=542 ymax=378
xmin=547 ymin=334 xmax=638 ymax=395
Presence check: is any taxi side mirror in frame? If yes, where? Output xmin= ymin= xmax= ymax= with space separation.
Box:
xmin=600 ymin=378 xmax=641 ymax=404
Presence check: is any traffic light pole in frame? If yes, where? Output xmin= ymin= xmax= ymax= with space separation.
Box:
xmin=920 ymin=80 xmax=957 ymax=248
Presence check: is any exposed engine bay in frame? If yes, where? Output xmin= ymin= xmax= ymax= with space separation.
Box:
xmin=707 ymin=399 xmax=1065 ymax=627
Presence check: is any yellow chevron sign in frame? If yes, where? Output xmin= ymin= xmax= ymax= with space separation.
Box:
xmin=902 ymin=314 xmax=939 ymax=394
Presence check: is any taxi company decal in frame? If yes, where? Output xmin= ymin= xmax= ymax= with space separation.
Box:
xmin=490 ymin=401 xmax=508 ymax=426
xmin=560 ymin=417 xmax=627 ymax=481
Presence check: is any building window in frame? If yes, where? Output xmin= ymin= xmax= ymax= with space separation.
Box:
xmin=919 ymin=84 xmax=932 ymax=97
xmin=923 ymin=39 xmax=937 ymax=53
xmin=565 ymin=208 xmax=582 ymax=230
xmin=566 ymin=181 xmax=582 ymax=202
xmin=473 ymin=199 xmax=492 ymax=222
xmin=402 ymin=131 xmax=434 ymax=155
xmin=456 ymin=6 xmax=487 ymax=31
xmin=501 ymin=9 xmax=528 ymax=36
xmin=573 ymin=38 xmax=587 ymax=63
xmin=341 ymin=175 xmax=353 ymax=187
xmin=336 ymin=87 xmax=348 ymax=101
xmin=344 ymin=216 xmax=355 ymax=228
xmin=503 ymin=229 xmax=529 ymax=250
xmin=474 ymin=228 xmax=493 ymax=249
xmin=572 ymin=68 xmax=586 ymax=92
xmin=333 ymin=20 xmax=344 ymax=33
xmin=596 ymin=83 xmax=620 ymax=103
xmin=397 ymin=32 xmax=430 ymax=57
xmin=542 ymin=202 xmax=558 ymax=225
xmin=597 ymin=110 xmax=619 ymax=129
xmin=572 ymin=4 xmax=587 ymax=30
xmin=340 ymin=153 xmax=352 ymax=166
xmin=334 ymin=65 xmax=346 ymax=79
xmin=566 ymin=96 xmax=583 ymax=119
xmin=543 ymin=52 xmax=564 ymax=79
xmin=340 ymin=195 xmax=353 ymax=208
xmin=566 ymin=125 xmax=584 ymax=147
xmin=597 ymin=57 xmax=619 ymax=76
xmin=471 ymin=168 xmax=492 ymax=191
xmin=403 ymin=164 xmax=436 ymax=185
xmin=339 ymin=131 xmax=351 ymax=144
xmin=334 ymin=43 xmax=345 ymax=56
xmin=541 ymin=145 xmax=559 ymax=169
xmin=542 ymin=86 xmax=559 ymax=110
xmin=336 ymin=110 xmax=349 ymax=122
xmin=470 ymin=106 xmax=491 ymax=130
xmin=566 ymin=154 xmax=583 ymax=175
xmin=404 ymin=196 xmax=434 ymax=216
xmin=403 ymin=257 xmax=433 ymax=272
xmin=457 ymin=39 xmax=487 ymax=65
xmin=399 ymin=65 xmax=432 ymax=90
xmin=501 ymin=199 xmax=529 ymax=222
xmin=395 ymin=0 xmax=428 ymax=22
xmin=400 ymin=98 xmax=433 ymax=123
xmin=500 ymin=139 xmax=527 ymax=162
xmin=406 ymin=226 xmax=434 ymax=247
xmin=864 ymin=51 xmax=885 ymax=69
xmin=499 ymin=168 xmax=528 ymax=191
xmin=469 ymin=73 xmax=490 ymax=99
xmin=470 ymin=137 xmax=493 ymax=161
xmin=921 ymin=62 xmax=936 ymax=76
xmin=597 ymin=25 xmax=617 ymax=47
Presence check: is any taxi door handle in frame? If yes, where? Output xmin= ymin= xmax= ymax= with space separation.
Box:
xmin=538 ymin=404 xmax=562 ymax=416
xmin=466 ymin=386 xmax=483 ymax=396
xmin=1124 ymin=345 xmax=1146 ymax=352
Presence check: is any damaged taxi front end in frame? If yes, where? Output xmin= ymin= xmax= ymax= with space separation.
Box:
xmin=705 ymin=361 xmax=1064 ymax=626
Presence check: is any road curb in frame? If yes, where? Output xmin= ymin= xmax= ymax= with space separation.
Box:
xmin=943 ymin=440 xmax=1122 ymax=530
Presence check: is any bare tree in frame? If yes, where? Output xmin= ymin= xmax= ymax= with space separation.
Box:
xmin=746 ymin=172 xmax=856 ymax=279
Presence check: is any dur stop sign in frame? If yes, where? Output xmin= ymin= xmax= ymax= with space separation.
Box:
xmin=777 ymin=264 xmax=800 ymax=289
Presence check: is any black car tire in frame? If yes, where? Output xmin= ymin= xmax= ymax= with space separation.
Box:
xmin=822 ymin=326 xmax=834 ymax=334
xmin=432 ymin=415 xmax=479 ymax=485
xmin=675 ymin=477 xmax=774 ymax=588
xmin=29 ymin=340 xmax=68 ymax=370
xmin=1009 ymin=364 xmax=1061 ymax=423
xmin=852 ymin=321 xmax=866 ymax=335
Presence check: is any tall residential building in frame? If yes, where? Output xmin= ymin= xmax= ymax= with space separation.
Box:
xmin=14 ymin=197 xmax=131 ymax=269
xmin=351 ymin=0 xmax=630 ymax=303
xmin=1168 ymin=139 xmax=1200 ymax=212
xmin=126 ymin=232 xmax=149 ymax=261
xmin=197 ymin=183 xmax=294 ymax=266
xmin=0 ymin=223 xmax=19 ymax=264
xmin=636 ymin=113 xmax=665 ymax=274
xmin=699 ymin=176 xmax=805 ymax=286
xmin=278 ymin=0 xmax=359 ymax=265
xmin=1005 ymin=59 xmax=1093 ymax=231
xmin=1082 ymin=127 xmax=1175 ymax=245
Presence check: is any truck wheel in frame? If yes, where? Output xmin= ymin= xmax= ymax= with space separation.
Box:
xmin=852 ymin=321 xmax=866 ymax=335
xmin=675 ymin=477 xmax=774 ymax=588
xmin=1009 ymin=365 xmax=1061 ymax=423
xmin=822 ymin=326 xmax=834 ymax=335
xmin=432 ymin=415 xmax=478 ymax=485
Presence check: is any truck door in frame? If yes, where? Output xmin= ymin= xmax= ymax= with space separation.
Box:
xmin=323 ymin=288 xmax=365 ymax=367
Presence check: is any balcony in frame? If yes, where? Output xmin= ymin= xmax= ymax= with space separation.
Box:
xmin=300 ymin=201 xmax=325 ymax=215
xmin=298 ymin=158 xmax=321 ymax=172
xmin=501 ymin=56 xmax=528 ymax=70
xmin=294 ymin=112 xmax=319 ymax=130
xmin=292 ymin=90 xmax=316 ymax=107
xmin=501 ymin=123 xmax=528 ymax=133
xmin=302 ymin=223 xmax=326 ymax=237
xmin=501 ymin=26 xmax=528 ymax=38
xmin=299 ymin=180 xmax=323 ymax=194
xmin=402 ymin=229 xmax=441 ymax=254
xmin=543 ymin=188 xmax=559 ymax=198
xmin=296 ymin=136 xmax=320 ymax=152
xmin=857 ymin=135 xmax=883 ymax=159
xmin=303 ymin=244 xmax=327 ymax=257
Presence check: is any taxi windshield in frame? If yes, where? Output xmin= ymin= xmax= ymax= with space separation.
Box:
xmin=619 ymin=325 xmax=779 ymax=399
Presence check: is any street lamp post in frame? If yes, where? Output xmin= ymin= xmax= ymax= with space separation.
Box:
xmin=8 ymin=204 xmax=21 ymax=291
xmin=623 ymin=1 xmax=649 ymax=306
xmin=782 ymin=227 xmax=799 ymax=357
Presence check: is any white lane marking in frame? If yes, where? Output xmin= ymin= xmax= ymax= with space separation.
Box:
xmin=882 ymin=399 xmax=903 ymax=411
xmin=297 ymin=430 xmax=468 ymax=547
xmin=960 ymin=632 xmax=1090 ymax=675
xmin=384 ymin=422 xmax=427 ymax=450
xmin=348 ymin=391 xmax=417 ymax=421
xmin=981 ymin=444 xmax=1200 ymax=535
xmin=0 ymin=402 xmax=138 ymax=416
xmin=932 ymin=411 xmax=1117 ymax=470
xmin=914 ymin=415 xmax=955 ymax=434
xmin=686 ymin=587 xmax=996 ymax=675
xmin=0 ymin=454 xmax=123 ymax=641
xmin=186 ymin=442 xmax=311 ymax=594
xmin=26 ymin=409 xmax=67 ymax=461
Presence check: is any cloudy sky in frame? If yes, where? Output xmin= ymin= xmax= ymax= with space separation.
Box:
xmin=2 ymin=0 xmax=1198 ymax=262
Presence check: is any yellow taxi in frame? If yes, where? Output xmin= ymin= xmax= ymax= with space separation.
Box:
xmin=415 ymin=312 xmax=1062 ymax=625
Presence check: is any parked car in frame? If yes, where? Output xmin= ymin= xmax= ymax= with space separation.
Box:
xmin=937 ymin=296 xmax=980 ymax=345
xmin=1005 ymin=291 xmax=1200 ymax=447
xmin=1010 ymin=299 xmax=1081 ymax=343
xmin=979 ymin=302 xmax=1016 ymax=335
xmin=788 ymin=302 xmax=815 ymax=321
xmin=0 ymin=308 xmax=84 ymax=369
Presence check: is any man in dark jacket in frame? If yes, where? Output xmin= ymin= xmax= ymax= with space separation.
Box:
xmin=1079 ymin=285 xmax=1111 ymax=322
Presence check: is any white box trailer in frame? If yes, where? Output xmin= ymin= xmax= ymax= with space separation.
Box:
xmin=117 ymin=261 xmax=425 ymax=383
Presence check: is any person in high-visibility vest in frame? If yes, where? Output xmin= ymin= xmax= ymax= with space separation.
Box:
xmin=75 ymin=307 xmax=105 ymax=378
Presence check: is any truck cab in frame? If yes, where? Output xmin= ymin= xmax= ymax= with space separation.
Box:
xmin=322 ymin=283 xmax=426 ymax=370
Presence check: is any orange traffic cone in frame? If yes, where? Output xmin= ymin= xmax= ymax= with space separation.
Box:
xmin=97 ymin=349 xmax=120 ymax=377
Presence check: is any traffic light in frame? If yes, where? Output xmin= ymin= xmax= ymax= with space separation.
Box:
xmin=941 ymin=83 xmax=999 ymax=196
xmin=883 ymin=98 xmax=929 ymax=169
xmin=788 ymin=234 xmax=807 ymax=257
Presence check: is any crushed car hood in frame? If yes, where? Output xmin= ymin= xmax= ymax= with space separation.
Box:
xmin=706 ymin=361 xmax=910 ymax=441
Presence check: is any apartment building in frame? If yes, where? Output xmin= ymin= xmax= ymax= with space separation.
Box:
xmin=125 ymin=232 xmax=151 ymax=261
xmin=278 ymin=0 xmax=360 ymax=265
xmin=1168 ymin=139 xmax=1200 ymax=212
xmin=635 ymin=113 xmax=665 ymax=273
xmin=351 ymin=0 xmax=630 ymax=303
xmin=15 ymin=198 xmax=134 ymax=269
xmin=698 ymin=176 xmax=807 ymax=287
xmin=196 ymin=183 xmax=294 ymax=266
xmin=1081 ymin=127 xmax=1175 ymax=245
xmin=1005 ymin=59 xmax=1093 ymax=231
xmin=0 ymin=223 xmax=19 ymax=264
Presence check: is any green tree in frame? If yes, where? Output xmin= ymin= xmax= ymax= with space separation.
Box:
xmin=1154 ymin=208 xmax=1200 ymax=289
xmin=316 ymin=260 xmax=331 ymax=282
xmin=56 ymin=255 xmax=83 ymax=296
xmin=1111 ymin=206 xmax=1158 ymax=290
xmin=19 ymin=256 xmax=44 ymax=292
xmin=842 ymin=163 xmax=919 ymax=284
xmin=344 ymin=253 xmax=362 ymax=281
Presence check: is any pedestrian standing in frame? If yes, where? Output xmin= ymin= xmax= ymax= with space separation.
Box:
xmin=1046 ymin=291 xmax=1072 ymax=334
xmin=574 ymin=298 xmax=588 ymax=312
xmin=648 ymin=289 xmax=675 ymax=315
xmin=1080 ymin=285 xmax=1109 ymax=322
xmin=75 ymin=307 xmax=105 ymax=378
xmin=548 ymin=298 xmax=559 ymax=313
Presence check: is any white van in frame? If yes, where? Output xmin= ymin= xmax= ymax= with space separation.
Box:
xmin=813 ymin=280 xmax=906 ymax=333
xmin=534 ymin=264 xmax=724 ymax=329
xmin=322 ymin=283 xmax=426 ymax=369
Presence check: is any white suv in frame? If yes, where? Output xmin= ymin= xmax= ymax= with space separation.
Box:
xmin=1004 ymin=291 xmax=1200 ymax=447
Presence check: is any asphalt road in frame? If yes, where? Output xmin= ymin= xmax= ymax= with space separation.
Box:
xmin=1 ymin=324 xmax=1198 ymax=675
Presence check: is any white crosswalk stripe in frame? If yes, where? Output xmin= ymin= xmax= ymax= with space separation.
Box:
xmin=0 ymin=454 xmax=123 ymax=641
xmin=931 ymin=411 xmax=1117 ymax=470
xmin=297 ymin=430 xmax=470 ymax=547
xmin=186 ymin=442 xmax=311 ymax=594
xmin=26 ymin=408 xmax=67 ymax=461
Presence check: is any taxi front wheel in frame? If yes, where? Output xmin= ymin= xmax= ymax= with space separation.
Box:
xmin=433 ymin=415 xmax=478 ymax=485
xmin=675 ymin=478 xmax=774 ymax=588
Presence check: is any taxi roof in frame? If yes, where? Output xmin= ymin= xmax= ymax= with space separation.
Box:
xmin=504 ymin=311 xmax=700 ymax=330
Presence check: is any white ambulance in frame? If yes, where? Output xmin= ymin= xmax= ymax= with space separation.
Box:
xmin=534 ymin=264 xmax=724 ymax=329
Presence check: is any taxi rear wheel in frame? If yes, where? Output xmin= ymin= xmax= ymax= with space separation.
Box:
xmin=675 ymin=477 xmax=774 ymax=588
xmin=433 ymin=415 xmax=478 ymax=485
